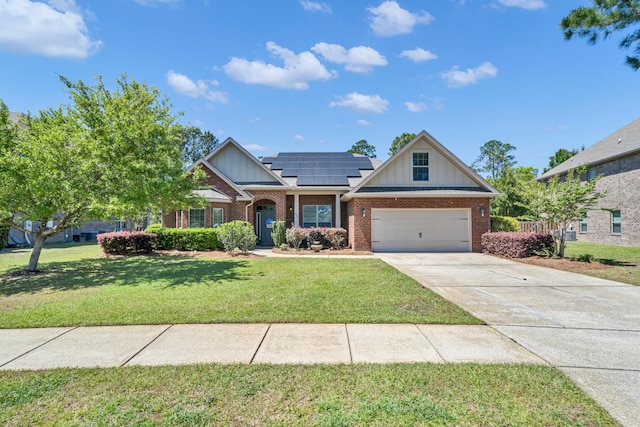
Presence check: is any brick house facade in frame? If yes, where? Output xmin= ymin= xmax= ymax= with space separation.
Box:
xmin=539 ymin=118 xmax=640 ymax=246
xmin=163 ymin=132 xmax=499 ymax=252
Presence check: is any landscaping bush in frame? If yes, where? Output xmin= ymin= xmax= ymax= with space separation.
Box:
xmin=324 ymin=227 xmax=347 ymax=249
xmin=491 ymin=216 xmax=520 ymax=232
xmin=481 ymin=232 xmax=555 ymax=258
xmin=144 ymin=226 xmax=222 ymax=251
xmin=285 ymin=226 xmax=307 ymax=250
xmin=217 ymin=220 xmax=257 ymax=255
xmin=97 ymin=231 xmax=157 ymax=255
xmin=270 ymin=220 xmax=286 ymax=247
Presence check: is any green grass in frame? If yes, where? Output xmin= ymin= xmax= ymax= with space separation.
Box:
xmin=563 ymin=241 xmax=640 ymax=286
xmin=0 ymin=244 xmax=480 ymax=328
xmin=0 ymin=364 xmax=620 ymax=426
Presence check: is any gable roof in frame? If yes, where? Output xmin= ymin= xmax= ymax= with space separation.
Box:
xmin=539 ymin=117 xmax=640 ymax=180
xmin=342 ymin=130 xmax=499 ymax=201
xmin=262 ymin=152 xmax=375 ymax=186
xmin=204 ymin=138 xmax=288 ymax=186
xmin=188 ymin=158 xmax=253 ymax=201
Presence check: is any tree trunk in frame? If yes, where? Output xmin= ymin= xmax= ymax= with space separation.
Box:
xmin=27 ymin=234 xmax=47 ymax=272
xmin=558 ymin=232 xmax=566 ymax=258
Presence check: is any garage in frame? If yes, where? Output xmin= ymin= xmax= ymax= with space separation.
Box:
xmin=371 ymin=208 xmax=471 ymax=252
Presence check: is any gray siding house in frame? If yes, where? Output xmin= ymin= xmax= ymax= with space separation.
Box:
xmin=539 ymin=118 xmax=640 ymax=246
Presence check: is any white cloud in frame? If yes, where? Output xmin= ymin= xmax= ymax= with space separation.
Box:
xmin=368 ymin=1 xmax=433 ymax=37
xmin=311 ymin=42 xmax=387 ymax=73
xmin=244 ymin=143 xmax=273 ymax=152
xmin=293 ymin=134 xmax=304 ymax=140
xmin=329 ymin=92 xmax=389 ymax=114
xmin=440 ymin=61 xmax=498 ymax=88
xmin=405 ymin=102 xmax=426 ymax=112
xmin=497 ymin=0 xmax=546 ymax=10
xmin=300 ymin=0 xmax=331 ymax=13
xmin=400 ymin=47 xmax=437 ymax=62
xmin=0 ymin=0 xmax=102 ymax=58
xmin=166 ymin=71 xmax=229 ymax=103
xmin=356 ymin=119 xmax=371 ymax=126
xmin=223 ymin=41 xmax=336 ymax=90
xmin=249 ymin=117 xmax=262 ymax=123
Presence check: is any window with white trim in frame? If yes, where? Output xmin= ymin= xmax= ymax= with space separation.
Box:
xmin=412 ymin=152 xmax=429 ymax=181
xmin=579 ymin=212 xmax=587 ymax=233
xmin=189 ymin=208 xmax=206 ymax=228
xmin=303 ymin=205 xmax=332 ymax=228
xmin=611 ymin=210 xmax=621 ymax=234
xmin=213 ymin=208 xmax=224 ymax=228
xmin=177 ymin=211 xmax=183 ymax=228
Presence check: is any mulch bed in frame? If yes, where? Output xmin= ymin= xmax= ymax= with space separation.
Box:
xmin=509 ymin=256 xmax=613 ymax=271
xmin=271 ymin=248 xmax=373 ymax=256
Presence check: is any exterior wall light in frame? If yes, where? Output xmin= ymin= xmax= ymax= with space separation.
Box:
xmin=480 ymin=207 xmax=485 ymax=217
xmin=362 ymin=208 xmax=367 ymax=217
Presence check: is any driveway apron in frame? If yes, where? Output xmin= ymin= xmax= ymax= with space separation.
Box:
xmin=379 ymin=252 xmax=640 ymax=427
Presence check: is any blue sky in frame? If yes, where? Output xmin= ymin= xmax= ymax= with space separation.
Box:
xmin=1 ymin=0 xmax=638 ymax=174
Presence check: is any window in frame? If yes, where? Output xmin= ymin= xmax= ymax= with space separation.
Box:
xmin=587 ymin=168 xmax=597 ymax=182
xmin=115 ymin=220 xmax=126 ymax=232
xmin=580 ymin=212 xmax=587 ymax=233
xmin=611 ymin=210 xmax=621 ymax=234
xmin=189 ymin=208 xmax=205 ymax=228
xmin=303 ymin=205 xmax=332 ymax=228
xmin=412 ymin=152 xmax=429 ymax=181
xmin=213 ymin=208 xmax=224 ymax=227
xmin=177 ymin=211 xmax=183 ymax=228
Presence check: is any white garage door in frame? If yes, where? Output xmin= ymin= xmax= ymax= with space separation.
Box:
xmin=371 ymin=208 xmax=471 ymax=252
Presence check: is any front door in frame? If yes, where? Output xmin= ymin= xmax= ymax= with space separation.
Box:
xmin=255 ymin=204 xmax=275 ymax=245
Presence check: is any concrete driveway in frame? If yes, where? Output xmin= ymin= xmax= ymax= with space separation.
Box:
xmin=379 ymin=252 xmax=640 ymax=427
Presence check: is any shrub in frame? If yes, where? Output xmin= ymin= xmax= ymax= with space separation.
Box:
xmin=271 ymin=220 xmax=286 ymax=247
xmin=324 ymin=227 xmax=347 ymax=249
xmin=481 ymin=232 xmax=554 ymax=258
xmin=217 ymin=220 xmax=257 ymax=255
xmin=144 ymin=226 xmax=221 ymax=251
xmin=491 ymin=216 xmax=520 ymax=232
xmin=97 ymin=231 xmax=156 ymax=255
xmin=285 ymin=226 xmax=307 ymax=250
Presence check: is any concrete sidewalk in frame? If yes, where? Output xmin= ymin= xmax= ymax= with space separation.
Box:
xmin=0 ymin=323 xmax=544 ymax=370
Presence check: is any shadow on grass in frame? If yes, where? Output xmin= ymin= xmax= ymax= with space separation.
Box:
xmin=0 ymin=255 xmax=250 ymax=296
xmin=597 ymin=258 xmax=637 ymax=267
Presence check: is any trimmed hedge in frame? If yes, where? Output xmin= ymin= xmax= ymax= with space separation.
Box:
xmin=97 ymin=231 xmax=157 ymax=255
xmin=482 ymin=232 xmax=554 ymax=258
xmin=144 ymin=226 xmax=222 ymax=251
xmin=490 ymin=216 xmax=520 ymax=232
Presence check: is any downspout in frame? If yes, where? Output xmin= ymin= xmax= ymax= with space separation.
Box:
xmin=245 ymin=197 xmax=256 ymax=222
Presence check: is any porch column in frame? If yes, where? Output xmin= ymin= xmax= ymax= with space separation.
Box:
xmin=335 ymin=194 xmax=341 ymax=228
xmin=294 ymin=193 xmax=300 ymax=226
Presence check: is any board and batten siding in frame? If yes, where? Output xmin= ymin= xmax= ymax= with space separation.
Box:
xmin=365 ymin=139 xmax=477 ymax=187
xmin=210 ymin=144 xmax=279 ymax=183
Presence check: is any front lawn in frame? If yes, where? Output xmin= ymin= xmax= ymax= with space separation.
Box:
xmin=557 ymin=241 xmax=639 ymax=286
xmin=0 ymin=244 xmax=479 ymax=328
xmin=0 ymin=364 xmax=619 ymax=426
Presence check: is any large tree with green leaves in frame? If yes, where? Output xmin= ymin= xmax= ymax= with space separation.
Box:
xmin=472 ymin=140 xmax=517 ymax=180
xmin=532 ymin=167 xmax=606 ymax=257
xmin=348 ymin=139 xmax=377 ymax=158
xmin=178 ymin=125 xmax=219 ymax=166
xmin=490 ymin=166 xmax=539 ymax=218
xmin=561 ymin=0 xmax=640 ymax=70
xmin=0 ymin=75 xmax=203 ymax=272
xmin=544 ymin=148 xmax=579 ymax=173
xmin=388 ymin=133 xmax=416 ymax=156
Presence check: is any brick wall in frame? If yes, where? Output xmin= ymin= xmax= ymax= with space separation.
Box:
xmin=347 ymin=197 xmax=491 ymax=252
xmin=578 ymin=153 xmax=640 ymax=246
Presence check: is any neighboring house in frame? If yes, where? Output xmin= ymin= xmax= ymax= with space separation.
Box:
xmin=163 ymin=131 xmax=499 ymax=252
xmin=538 ymin=117 xmax=640 ymax=246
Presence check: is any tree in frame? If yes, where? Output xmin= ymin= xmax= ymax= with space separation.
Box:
xmin=348 ymin=139 xmax=376 ymax=158
xmin=490 ymin=166 xmax=539 ymax=218
xmin=472 ymin=140 xmax=516 ymax=180
xmin=0 ymin=75 xmax=204 ymax=272
xmin=532 ymin=167 xmax=606 ymax=257
xmin=388 ymin=132 xmax=416 ymax=156
xmin=561 ymin=0 xmax=640 ymax=70
xmin=544 ymin=148 xmax=579 ymax=173
xmin=177 ymin=125 xmax=219 ymax=166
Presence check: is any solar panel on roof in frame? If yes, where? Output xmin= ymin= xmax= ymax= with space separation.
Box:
xmin=261 ymin=152 xmax=374 ymax=185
